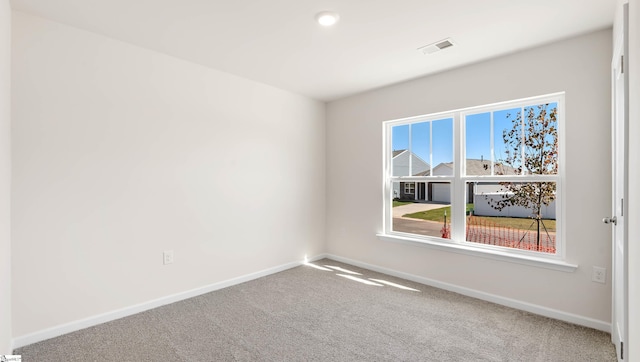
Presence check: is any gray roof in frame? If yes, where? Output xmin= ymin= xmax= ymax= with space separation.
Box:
xmin=438 ymin=159 xmax=517 ymax=175
xmin=392 ymin=149 xmax=406 ymax=158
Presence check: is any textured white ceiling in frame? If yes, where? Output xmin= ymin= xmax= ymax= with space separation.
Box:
xmin=10 ymin=0 xmax=617 ymax=101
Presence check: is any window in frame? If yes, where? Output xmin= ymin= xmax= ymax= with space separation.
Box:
xmin=404 ymin=183 xmax=415 ymax=194
xmin=382 ymin=93 xmax=564 ymax=261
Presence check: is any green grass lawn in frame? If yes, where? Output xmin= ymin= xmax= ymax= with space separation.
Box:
xmin=403 ymin=204 xmax=556 ymax=232
xmin=402 ymin=204 xmax=472 ymax=220
xmin=393 ymin=200 xmax=414 ymax=207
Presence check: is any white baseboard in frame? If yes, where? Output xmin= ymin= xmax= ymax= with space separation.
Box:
xmin=12 ymin=252 xmax=607 ymax=349
xmin=13 ymin=254 xmax=326 ymax=349
xmin=325 ymin=254 xmax=611 ymax=333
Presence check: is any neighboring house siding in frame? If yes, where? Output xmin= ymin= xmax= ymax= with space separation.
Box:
xmin=392 ymin=150 xmax=429 ymax=200
xmin=392 ymin=151 xmax=429 ymax=176
xmin=410 ymin=154 xmax=429 ymax=175
xmin=393 ymin=184 xmax=401 ymax=199
xmin=392 ymin=151 xmax=410 ymax=176
xmin=392 ymin=151 xmax=409 ymax=198
xmin=399 ymin=182 xmax=429 ymax=201
xmin=399 ymin=182 xmax=412 ymax=200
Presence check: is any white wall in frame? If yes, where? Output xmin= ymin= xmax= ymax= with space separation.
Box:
xmin=626 ymin=0 xmax=639 ymax=359
xmin=0 ymin=0 xmax=11 ymax=354
xmin=327 ymin=30 xmax=613 ymax=324
xmin=11 ymin=12 xmax=325 ymax=338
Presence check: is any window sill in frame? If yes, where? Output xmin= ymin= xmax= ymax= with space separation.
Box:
xmin=376 ymin=233 xmax=578 ymax=272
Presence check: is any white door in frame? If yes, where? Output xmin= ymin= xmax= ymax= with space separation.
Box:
xmin=610 ymin=4 xmax=628 ymax=361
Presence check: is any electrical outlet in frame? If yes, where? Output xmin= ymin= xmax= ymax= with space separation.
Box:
xmin=163 ymin=250 xmax=174 ymax=265
xmin=592 ymin=266 xmax=606 ymax=284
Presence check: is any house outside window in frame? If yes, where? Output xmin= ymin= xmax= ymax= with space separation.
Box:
xmin=383 ymin=93 xmax=564 ymax=259
xmin=404 ymin=182 xmax=415 ymax=195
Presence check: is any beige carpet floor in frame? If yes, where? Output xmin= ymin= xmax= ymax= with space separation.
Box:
xmin=15 ymin=258 xmax=617 ymax=361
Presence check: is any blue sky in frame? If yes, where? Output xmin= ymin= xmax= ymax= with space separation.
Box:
xmin=392 ymin=103 xmax=557 ymax=170
xmin=465 ymin=109 xmax=519 ymax=162
xmin=392 ymin=118 xmax=453 ymax=167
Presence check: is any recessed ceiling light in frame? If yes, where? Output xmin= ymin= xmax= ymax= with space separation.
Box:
xmin=316 ymin=11 xmax=340 ymax=27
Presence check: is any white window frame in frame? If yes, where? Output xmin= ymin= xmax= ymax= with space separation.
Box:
xmin=379 ymin=92 xmax=577 ymax=272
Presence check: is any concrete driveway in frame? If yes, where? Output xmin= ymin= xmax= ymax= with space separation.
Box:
xmin=392 ymin=202 xmax=450 ymax=238
xmin=393 ymin=202 xmax=449 ymax=218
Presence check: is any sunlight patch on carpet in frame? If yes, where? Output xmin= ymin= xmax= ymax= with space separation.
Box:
xmin=324 ymin=265 xmax=362 ymax=275
xmin=304 ymin=262 xmax=333 ymax=271
xmin=337 ymin=274 xmax=383 ymax=286
xmin=369 ymin=279 xmax=421 ymax=292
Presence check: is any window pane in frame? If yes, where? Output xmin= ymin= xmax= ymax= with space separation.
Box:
xmin=523 ymin=103 xmax=558 ymax=175
xmin=410 ymin=122 xmax=431 ymax=176
xmin=465 ymin=112 xmax=492 ymax=175
xmin=392 ymin=181 xmax=453 ymax=239
xmin=391 ymin=125 xmax=409 ymax=176
xmin=493 ymin=108 xmax=522 ymax=175
xmin=431 ymin=118 xmax=454 ymax=176
xmin=467 ymin=181 xmax=557 ymax=253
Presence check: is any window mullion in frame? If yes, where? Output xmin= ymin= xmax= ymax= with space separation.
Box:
xmin=451 ymin=113 xmax=465 ymax=242
xmin=408 ymin=123 xmax=413 ymax=177
xmin=429 ymin=121 xmax=433 ymax=175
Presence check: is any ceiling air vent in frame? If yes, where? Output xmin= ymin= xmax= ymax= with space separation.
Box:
xmin=418 ymin=38 xmax=455 ymax=55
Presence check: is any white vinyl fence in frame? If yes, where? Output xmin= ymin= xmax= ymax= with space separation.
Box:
xmin=473 ymin=193 xmax=556 ymax=219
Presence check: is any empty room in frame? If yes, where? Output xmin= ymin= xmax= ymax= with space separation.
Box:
xmin=1 ymin=0 xmax=639 ymax=361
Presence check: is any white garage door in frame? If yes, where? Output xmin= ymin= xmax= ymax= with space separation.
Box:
xmin=431 ymin=184 xmax=450 ymax=203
